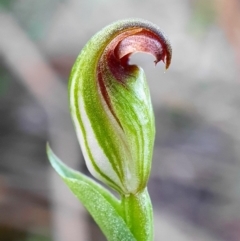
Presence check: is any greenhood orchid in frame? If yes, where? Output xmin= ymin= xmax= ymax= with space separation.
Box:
xmin=47 ymin=19 xmax=172 ymax=241
xmin=69 ymin=19 xmax=171 ymax=195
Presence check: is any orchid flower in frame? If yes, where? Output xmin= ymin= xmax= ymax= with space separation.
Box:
xmin=47 ymin=19 xmax=172 ymax=241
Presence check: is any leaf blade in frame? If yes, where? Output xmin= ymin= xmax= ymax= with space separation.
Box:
xmin=46 ymin=144 xmax=136 ymax=241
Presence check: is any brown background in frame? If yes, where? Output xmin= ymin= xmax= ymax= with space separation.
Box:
xmin=0 ymin=0 xmax=240 ymax=240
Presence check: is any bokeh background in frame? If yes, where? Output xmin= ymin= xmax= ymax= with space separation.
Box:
xmin=1 ymin=0 xmax=240 ymax=240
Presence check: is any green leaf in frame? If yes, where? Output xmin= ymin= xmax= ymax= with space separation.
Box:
xmin=46 ymin=143 xmax=136 ymax=241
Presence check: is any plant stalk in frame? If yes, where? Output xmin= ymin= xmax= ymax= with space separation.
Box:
xmin=121 ymin=188 xmax=153 ymax=241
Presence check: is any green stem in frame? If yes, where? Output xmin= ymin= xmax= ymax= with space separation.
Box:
xmin=121 ymin=188 xmax=153 ymax=241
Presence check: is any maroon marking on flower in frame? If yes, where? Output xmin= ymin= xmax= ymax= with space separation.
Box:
xmin=96 ymin=21 xmax=172 ymax=128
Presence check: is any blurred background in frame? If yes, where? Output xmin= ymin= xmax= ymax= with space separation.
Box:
xmin=0 ymin=0 xmax=240 ymax=240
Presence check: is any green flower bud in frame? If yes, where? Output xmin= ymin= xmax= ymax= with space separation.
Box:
xmin=69 ymin=19 xmax=172 ymax=195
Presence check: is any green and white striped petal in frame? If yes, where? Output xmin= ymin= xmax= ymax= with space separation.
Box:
xmin=69 ymin=19 xmax=172 ymax=195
